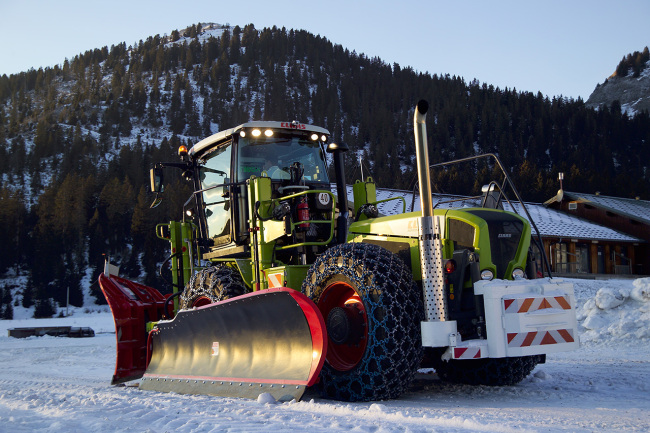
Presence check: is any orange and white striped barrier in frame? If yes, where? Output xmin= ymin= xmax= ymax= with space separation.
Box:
xmin=503 ymin=295 xmax=572 ymax=314
xmin=453 ymin=346 xmax=483 ymax=359
xmin=507 ymin=328 xmax=575 ymax=348
xmin=267 ymin=272 xmax=284 ymax=288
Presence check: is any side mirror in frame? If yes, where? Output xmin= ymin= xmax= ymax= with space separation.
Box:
xmin=150 ymin=167 xmax=164 ymax=193
xmin=222 ymin=178 xmax=230 ymax=198
xmin=150 ymin=167 xmax=164 ymax=209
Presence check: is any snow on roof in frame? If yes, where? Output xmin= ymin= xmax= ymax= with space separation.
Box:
xmin=563 ymin=191 xmax=650 ymax=224
xmin=506 ymin=202 xmax=640 ymax=242
xmin=334 ymin=185 xmax=642 ymax=242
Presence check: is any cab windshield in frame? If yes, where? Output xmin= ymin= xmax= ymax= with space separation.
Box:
xmin=237 ymin=133 xmax=329 ymax=183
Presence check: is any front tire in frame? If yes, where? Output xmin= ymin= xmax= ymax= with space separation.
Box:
xmin=302 ymin=242 xmax=424 ymax=401
xmin=179 ymin=265 xmax=247 ymax=310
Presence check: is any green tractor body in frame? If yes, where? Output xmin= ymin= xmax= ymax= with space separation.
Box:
xmin=100 ymin=102 xmax=578 ymax=402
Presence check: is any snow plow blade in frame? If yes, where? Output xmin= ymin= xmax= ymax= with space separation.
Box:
xmin=140 ymin=287 xmax=327 ymax=402
xmin=98 ymin=272 xmax=168 ymax=384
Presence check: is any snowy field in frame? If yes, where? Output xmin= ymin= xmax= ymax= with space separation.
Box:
xmin=0 ymin=277 xmax=649 ymax=433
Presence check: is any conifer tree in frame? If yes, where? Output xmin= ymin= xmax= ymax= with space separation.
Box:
xmin=0 ymin=24 xmax=648 ymax=303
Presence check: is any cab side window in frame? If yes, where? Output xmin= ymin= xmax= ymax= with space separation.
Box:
xmin=200 ymin=143 xmax=232 ymax=244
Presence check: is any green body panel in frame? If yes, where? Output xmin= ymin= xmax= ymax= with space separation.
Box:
xmin=349 ymin=211 xmax=421 ymax=239
xmin=156 ymin=220 xmax=198 ymax=312
xmin=352 ymin=178 xmax=406 ymax=219
xmin=247 ymin=176 xmax=275 ymax=290
xmin=444 ymin=208 xmax=531 ymax=280
xmin=348 ymin=207 xmax=531 ymax=282
xmin=233 ymin=258 xmax=254 ymax=288
xmin=264 ymin=265 xmax=310 ymax=290
xmin=349 ymin=232 xmax=422 ymax=282
xmin=352 ymin=178 xmax=377 ymax=218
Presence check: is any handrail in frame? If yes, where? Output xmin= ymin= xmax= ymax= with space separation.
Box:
xmin=373 ymin=196 xmax=407 ymax=214
xmin=257 ymin=189 xmax=336 ymax=250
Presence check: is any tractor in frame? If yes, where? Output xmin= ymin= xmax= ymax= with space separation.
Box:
xmin=100 ymin=100 xmax=578 ymax=402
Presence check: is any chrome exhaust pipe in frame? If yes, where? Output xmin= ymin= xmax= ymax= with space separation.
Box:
xmin=414 ymin=100 xmax=434 ymax=218
xmin=413 ymin=100 xmax=449 ymax=324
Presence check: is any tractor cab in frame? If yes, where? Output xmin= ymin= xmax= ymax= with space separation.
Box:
xmin=181 ymin=121 xmax=334 ymax=262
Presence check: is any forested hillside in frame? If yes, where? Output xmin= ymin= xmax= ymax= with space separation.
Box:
xmin=1 ymin=23 xmax=649 ymax=314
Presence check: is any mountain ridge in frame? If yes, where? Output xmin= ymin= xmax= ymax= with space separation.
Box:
xmin=586 ymin=47 xmax=650 ymax=115
xmin=0 ymin=23 xmax=649 ymax=310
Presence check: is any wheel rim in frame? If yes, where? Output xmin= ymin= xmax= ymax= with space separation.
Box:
xmin=191 ymin=296 xmax=213 ymax=308
xmin=318 ymin=281 xmax=368 ymax=371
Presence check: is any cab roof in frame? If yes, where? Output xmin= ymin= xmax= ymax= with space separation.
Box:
xmin=189 ymin=121 xmax=330 ymax=157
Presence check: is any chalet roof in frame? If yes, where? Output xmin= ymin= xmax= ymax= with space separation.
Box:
xmin=334 ymin=185 xmax=642 ymax=243
xmin=507 ymin=201 xmax=640 ymax=242
xmin=561 ymin=191 xmax=650 ymax=225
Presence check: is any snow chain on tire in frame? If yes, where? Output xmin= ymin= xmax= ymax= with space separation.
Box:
xmin=302 ymin=242 xmax=424 ymax=402
xmin=179 ymin=265 xmax=247 ymax=310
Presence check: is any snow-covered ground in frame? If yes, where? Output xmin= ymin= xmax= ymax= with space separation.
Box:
xmin=1 ymin=277 xmax=649 ymax=432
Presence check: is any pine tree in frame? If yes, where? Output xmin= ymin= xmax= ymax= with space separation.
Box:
xmin=22 ymin=277 xmax=34 ymax=309
xmin=168 ymin=76 xmax=186 ymax=134
xmin=2 ymin=302 xmax=13 ymax=320
xmin=1 ymin=286 xmax=14 ymax=320
xmin=34 ymin=298 xmax=55 ymax=318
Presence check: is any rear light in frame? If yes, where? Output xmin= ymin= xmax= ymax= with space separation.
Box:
xmin=480 ymin=269 xmax=494 ymax=280
xmin=444 ymin=260 xmax=456 ymax=274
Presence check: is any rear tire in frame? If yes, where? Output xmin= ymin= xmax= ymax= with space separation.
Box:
xmin=302 ymin=242 xmax=424 ymax=402
xmin=428 ymin=348 xmax=539 ymax=386
xmin=179 ymin=265 xmax=247 ymax=310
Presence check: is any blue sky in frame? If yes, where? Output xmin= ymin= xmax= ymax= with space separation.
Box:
xmin=1 ymin=0 xmax=648 ymax=100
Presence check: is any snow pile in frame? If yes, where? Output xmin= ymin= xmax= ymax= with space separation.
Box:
xmin=256 ymin=392 xmax=277 ymax=405
xmin=0 ymin=277 xmax=649 ymax=432
xmin=577 ymin=277 xmax=650 ymax=343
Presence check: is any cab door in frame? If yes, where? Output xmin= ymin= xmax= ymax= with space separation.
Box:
xmin=199 ymin=141 xmax=233 ymax=246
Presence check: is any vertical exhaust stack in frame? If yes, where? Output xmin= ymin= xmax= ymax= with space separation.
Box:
xmin=414 ymin=100 xmax=434 ymax=218
xmin=413 ymin=100 xmax=450 ymax=328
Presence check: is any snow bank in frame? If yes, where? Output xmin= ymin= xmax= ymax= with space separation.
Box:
xmin=577 ymin=277 xmax=650 ymax=343
xmin=3 ymin=277 xmax=649 ymax=347
xmin=1 ymin=277 xmax=649 ymax=432
xmin=0 ymin=309 xmax=115 ymax=336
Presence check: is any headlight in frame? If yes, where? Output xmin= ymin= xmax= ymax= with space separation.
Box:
xmin=512 ymin=268 xmax=525 ymax=279
xmin=480 ymin=269 xmax=494 ymax=280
